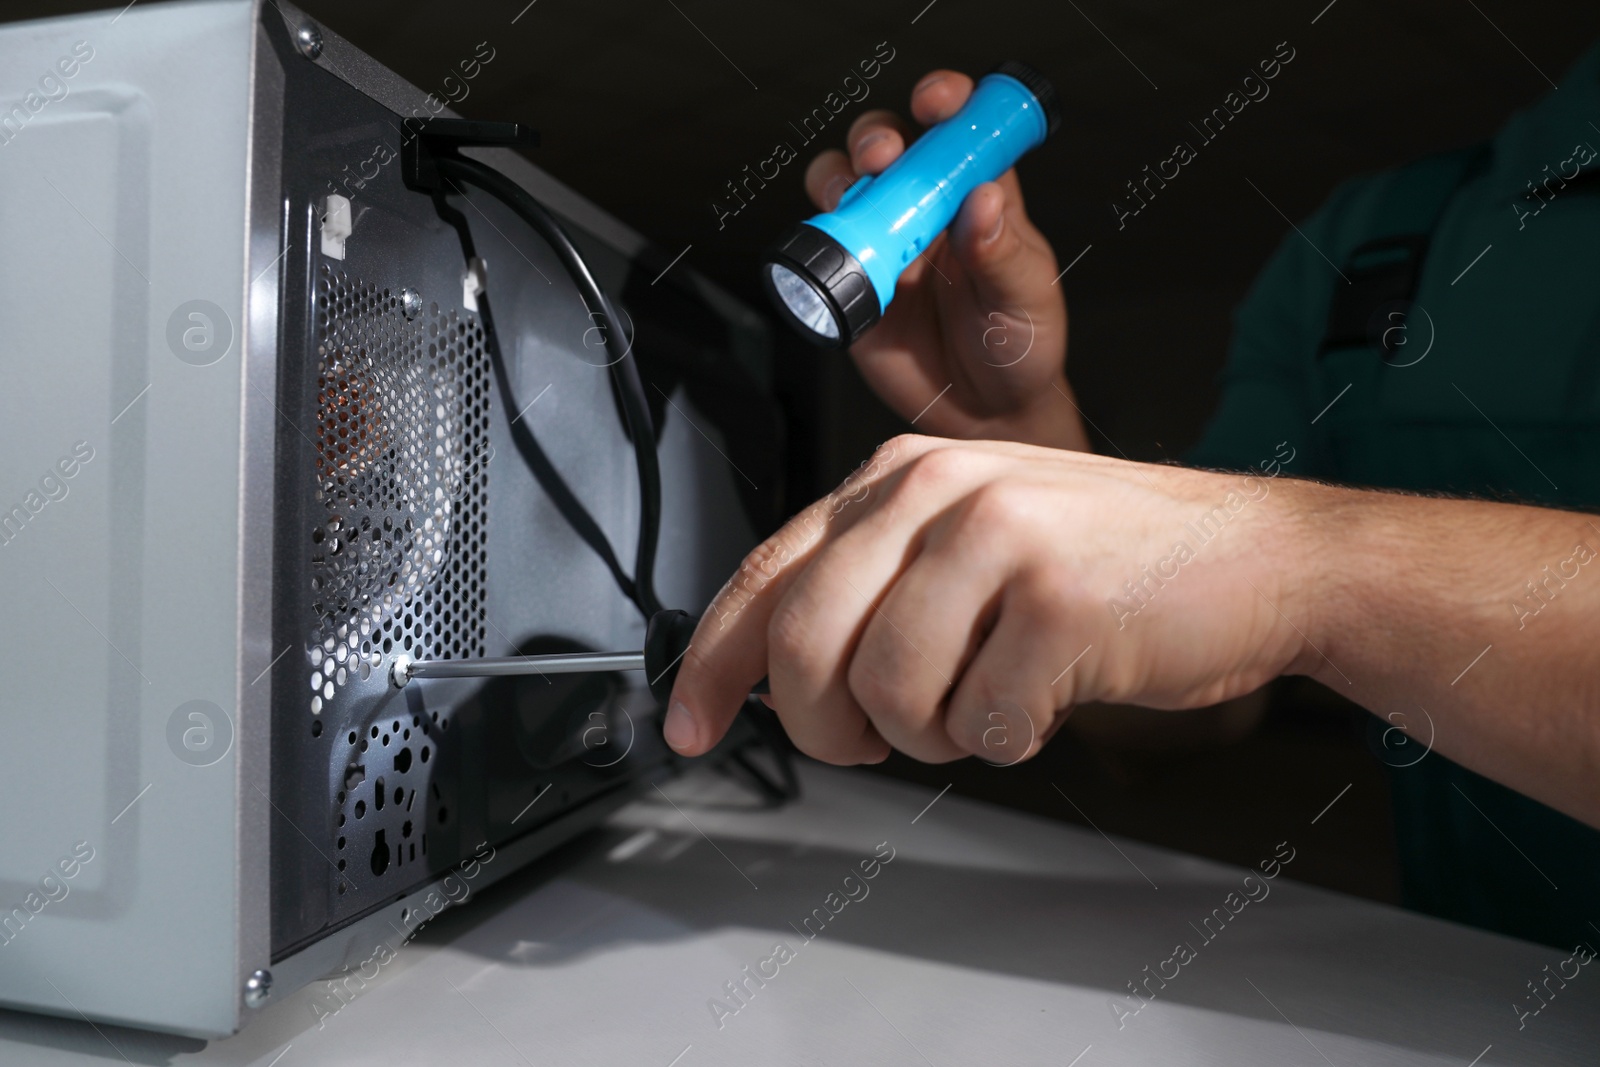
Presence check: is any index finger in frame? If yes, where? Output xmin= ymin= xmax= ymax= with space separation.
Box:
xmin=909 ymin=70 xmax=975 ymax=126
xmin=663 ymin=436 xmax=938 ymax=756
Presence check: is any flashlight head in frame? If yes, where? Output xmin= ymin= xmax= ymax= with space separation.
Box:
xmin=763 ymin=59 xmax=1060 ymax=348
xmin=762 ymin=224 xmax=879 ymax=348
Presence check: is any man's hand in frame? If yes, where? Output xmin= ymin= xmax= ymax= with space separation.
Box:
xmin=666 ymin=436 xmax=1600 ymax=830
xmin=664 ymin=436 xmax=1312 ymax=765
xmin=806 ymin=71 xmax=1088 ymax=452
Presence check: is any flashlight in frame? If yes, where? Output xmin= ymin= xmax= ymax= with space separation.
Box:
xmin=762 ymin=60 xmax=1061 ymax=348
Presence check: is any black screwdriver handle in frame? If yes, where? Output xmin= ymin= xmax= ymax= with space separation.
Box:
xmin=645 ymin=609 xmax=770 ymax=705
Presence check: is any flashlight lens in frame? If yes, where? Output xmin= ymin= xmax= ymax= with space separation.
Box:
xmin=768 ymin=263 xmax=839 ymax=342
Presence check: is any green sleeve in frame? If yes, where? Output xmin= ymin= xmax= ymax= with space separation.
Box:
xmin=1184 ymin=177 xmax=1380 ymax=478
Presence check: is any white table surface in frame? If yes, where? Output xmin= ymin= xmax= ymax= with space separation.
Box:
xmin=1 ymin=761 xmax=1595 ymax=1065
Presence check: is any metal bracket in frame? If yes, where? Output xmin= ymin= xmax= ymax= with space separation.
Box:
xmin=401 ymin=119 xmax=540 ymax=194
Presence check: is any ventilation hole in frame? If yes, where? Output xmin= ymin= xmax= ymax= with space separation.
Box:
xmin=337 ymin=836 xmax=346 ymax=850
xmin=395 ymin=747 xmax=413 ymax=773
xmin=375 ymin=777 xmax=385 ymax=812
xmin=402 ymin=819 xmax=413 ymax=838
xmin=371 ymin=829 xmax=390 ymax=876
xmin=354 ymin=800 xmax=366 ymax=819
xmin=438 ymin=806 xmax=449 ymax=823
xmin=311 ymin=720 xmax=323 ymax=738
xmin=420 ymin=745 xmax=430 ymax=763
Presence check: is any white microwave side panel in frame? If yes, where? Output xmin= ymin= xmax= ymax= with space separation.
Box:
xmin=0 ymin=0 xmax=261 ymax=1039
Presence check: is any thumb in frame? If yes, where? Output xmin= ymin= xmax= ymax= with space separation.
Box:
xmin=948 ymin=180 xmax=1060 ymax=312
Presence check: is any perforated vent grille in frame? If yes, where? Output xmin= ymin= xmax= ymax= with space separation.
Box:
xmin=305 ymin=264 xmax=491 ymax=720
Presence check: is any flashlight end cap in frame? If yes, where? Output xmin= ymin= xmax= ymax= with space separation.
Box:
xmin=990 ymin=59 xmax=1062 ymax=137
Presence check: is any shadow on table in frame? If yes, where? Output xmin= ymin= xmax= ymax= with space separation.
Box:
xmin=406 ymin=792 xmax=1583 ymax=1065
xmin=0 ymin=776 xmax=1584 ymax=1065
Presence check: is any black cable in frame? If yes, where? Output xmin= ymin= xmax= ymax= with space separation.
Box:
xmin=434 ymin=154 xmax=664 ymax=618
xmin=430 ymin=190 xmax=643 ymax=612
xmin=409 ymin=130 xmax=798 ymax=806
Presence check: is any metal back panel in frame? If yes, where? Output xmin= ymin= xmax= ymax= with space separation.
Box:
xmin=262 ymin=5 xmax=776 ymax=968
xmin=309 ymin=265 xmax=492 ymax=688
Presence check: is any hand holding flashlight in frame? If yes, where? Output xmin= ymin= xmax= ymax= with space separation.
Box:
xmin=774 ymin=68 xmax=1087 ymax=451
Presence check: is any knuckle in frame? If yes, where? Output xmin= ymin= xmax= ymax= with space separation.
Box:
xmin=735 ymin=520 xmax=814 ymax=590
xmin=961 ymin=480 xmax=1035 ymax=532
xmin=819 ymin=434 xmax=922 ymax=512
xmin=893 ymin=445 xmax=971 ymax=501
xmin=766 ymin=599 xmax=816 ymax=671
xmin=875 ymin=432 xmax=926 ymax=466
xmin=847 ymin=655 xmax=923 ymax=735
xmin=741 ymin=535 xmax=790 ymax=584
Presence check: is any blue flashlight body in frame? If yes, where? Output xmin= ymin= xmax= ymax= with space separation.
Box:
xmin=811 ymin=72 xmax=1049 ymax=315
xmin=763 ymin=62 xmax=1059 ymax=346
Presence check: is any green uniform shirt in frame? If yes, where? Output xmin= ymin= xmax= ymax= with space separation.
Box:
xmin=1187 ymin=42 xmax=1600 ymax=948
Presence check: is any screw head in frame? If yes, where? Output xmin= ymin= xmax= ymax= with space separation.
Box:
xmin=243 ymin=968 xmax=273 ymax=1009
xmin=400 ymin=288 xmax=423 ymax=321
xmin=296 ymin=23 xmax=323 ymax=60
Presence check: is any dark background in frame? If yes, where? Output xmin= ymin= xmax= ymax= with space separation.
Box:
xmin=18 ymin=0 xmax=1600 ymax=903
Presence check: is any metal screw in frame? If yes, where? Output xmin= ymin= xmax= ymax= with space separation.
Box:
xmin=243 ymin=968 xmax=273 ymax=1009
xmin=400 ymin=288 xmax=423 ymax=321
xmin=296 ymin=23 xmax=323 ymax=60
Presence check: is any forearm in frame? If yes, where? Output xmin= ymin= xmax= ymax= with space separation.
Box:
xmin=1294 ymin=482 xmax=1600 ymax=827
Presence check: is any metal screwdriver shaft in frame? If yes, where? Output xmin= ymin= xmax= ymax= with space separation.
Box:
xmin=388 ymin=609 xmax=768 ymax=701
xmin=392 ymin=650 xmax=644 ymax=686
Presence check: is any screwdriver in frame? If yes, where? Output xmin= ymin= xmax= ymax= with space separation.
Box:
xmin=389 ymin=609 xmax=770 ymax=703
